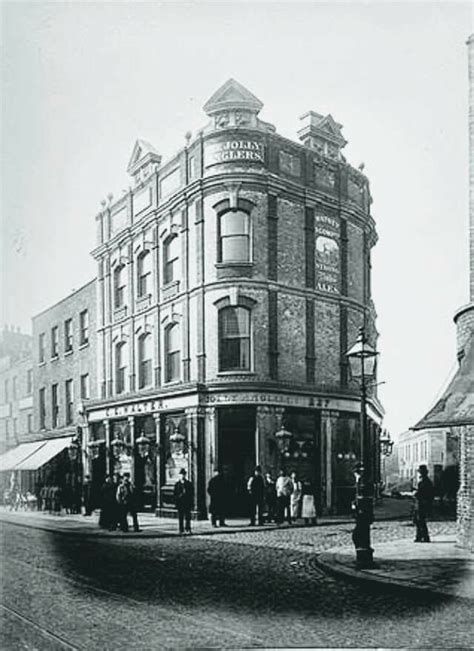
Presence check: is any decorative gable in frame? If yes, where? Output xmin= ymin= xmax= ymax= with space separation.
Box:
xmin=127 ymin=139 xmax=162 ymax=179
xmin=203 ymin=79 xmax=263 ymax=116
xmin=297 ymin=111 xmax=347 ymax=159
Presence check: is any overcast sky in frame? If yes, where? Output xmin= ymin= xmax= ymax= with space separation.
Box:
xmin=1 ymin=1 xmax=472 ymax=437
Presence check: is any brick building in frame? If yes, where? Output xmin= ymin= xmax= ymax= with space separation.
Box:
xmin=84 ymin=79 xmax=384 ymax=517
xmin=0 ymin=327 xmax=33 ymax=454
xmin=413 ymin=36 xmax=474 ymax=551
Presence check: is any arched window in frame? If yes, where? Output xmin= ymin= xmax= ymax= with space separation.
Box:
xmin=163 ymin=235 xmax=179 ymax=285
xmin=164 ymin=323 xmax=180 ymax=383
xmin=138 ymin=333 xmax=153 ymax=389
xmin=137 ymin=250 xmax=152 ymax=298
xmin=115 ymin=341 xmax=128 ymax=394
xmin=113 ymin=264 xmax=126 ymax=308
xmin=218 ymin=306 xmax=251 ymax=371
xmin=218 ymin=210 xmax=250 ymax=263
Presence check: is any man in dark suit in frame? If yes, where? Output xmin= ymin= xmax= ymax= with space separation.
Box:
xmin=174 ymin=468 xmax=193 ymax=534
xmin=207 ymin=468 xmax=227 ymax=527
xmin=414 ymin=464 xmax=434 ymax=543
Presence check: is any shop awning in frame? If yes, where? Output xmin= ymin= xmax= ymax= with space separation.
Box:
xmin=0 ymin=440 xmax=48 ymax=472
xmin=14 ymin=436 xmax=74 ymax=471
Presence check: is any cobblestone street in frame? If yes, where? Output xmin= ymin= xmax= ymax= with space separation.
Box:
xmin=1 ymin=519 xmax=472 ymax=649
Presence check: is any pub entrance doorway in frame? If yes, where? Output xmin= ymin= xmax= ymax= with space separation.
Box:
xmin=217 ymin=406 xmax=256 ymax=517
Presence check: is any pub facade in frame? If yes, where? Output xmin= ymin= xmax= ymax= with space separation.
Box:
xmin=84 ymin=79 xmax=384 ymax=516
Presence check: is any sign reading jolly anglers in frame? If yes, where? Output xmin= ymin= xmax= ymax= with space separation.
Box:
xmin=205 ymin=137 xmax=265 ymax=166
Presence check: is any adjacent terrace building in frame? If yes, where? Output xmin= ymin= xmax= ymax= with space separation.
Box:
xmin=84 ymin=79 xmax=384 ymax=517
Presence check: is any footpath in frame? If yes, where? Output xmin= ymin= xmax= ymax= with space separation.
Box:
xmin=1 ymin=500 xmax=472 ymax=601
xmin=0 ymin=498 xmax=410 ymax=539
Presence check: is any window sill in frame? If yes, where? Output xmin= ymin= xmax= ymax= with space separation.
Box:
xmin=79 ymin=342 xmax=89 ymax=350
xmin=51 ymin=356 xmax=59 ymax=362
xmin=38 ymin=362 xmax=46 ymax=368
xmin=163 ymin=379 xmax=181 ymax=386
xmin=215 ymin=262 xmax=253 ymax=268
xmin=217 ymin=370 xmax=255 ymax=376
xmin=64 ymin=349 xmax=73 ymax=357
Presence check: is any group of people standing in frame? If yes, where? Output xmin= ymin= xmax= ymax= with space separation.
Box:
xmin=98 ymin=473 xmax=141 ymax=533
xmin=205 ymin=465 xmax=318 ymax=529
xmin=247 ymin=466 xmax=317 ymax=526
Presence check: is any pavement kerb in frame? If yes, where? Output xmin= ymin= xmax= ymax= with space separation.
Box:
xmin=314 ymin=548 xmax=473 ymax=602
xmin=0 ymin=512 xmax=412 ymax=540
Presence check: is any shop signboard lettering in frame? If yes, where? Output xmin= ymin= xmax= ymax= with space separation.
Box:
xmin=315 ymin=214 xmax=340 ymax=294
xmin=205 ymin=138 xmax=265 ymax=167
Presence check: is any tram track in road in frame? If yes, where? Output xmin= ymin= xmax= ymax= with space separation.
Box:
xmin=2 ymin=554 xmax=271 ymax=648
xmin=1 ymin=603 xmax=81 ymax=650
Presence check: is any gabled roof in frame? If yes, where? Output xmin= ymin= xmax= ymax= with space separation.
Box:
xmin=413 ymin=338 xmax=474 ymax=429
xmin=127 ymin=139 xmax=161 ymax=175
xmin=203 ymin=79 xmax=263 ymax=116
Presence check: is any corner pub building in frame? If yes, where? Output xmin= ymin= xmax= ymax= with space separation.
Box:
xmin=84 ymin=79 xmax=384 ymax=518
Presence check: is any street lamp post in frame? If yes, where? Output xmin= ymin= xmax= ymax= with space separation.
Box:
xmin=346 ymin=326 xmax=378 ymax=569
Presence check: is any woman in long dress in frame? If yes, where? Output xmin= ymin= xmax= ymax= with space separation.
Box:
xmin=290 ymin=472 xmax=302 ymax=522
xmin=301 ymin=482 xmax=317 ymax=525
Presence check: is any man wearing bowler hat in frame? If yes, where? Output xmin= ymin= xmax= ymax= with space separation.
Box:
xmin=174 ymin=468 xmax=194 ymax=534
xmin=414 ymin=464 xmax=434 ymax=543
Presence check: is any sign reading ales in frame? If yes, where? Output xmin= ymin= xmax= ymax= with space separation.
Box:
xmin=315 ymin=214 xmax=340 ymax=294
xmin=205 ymin=138 xmax=265 ymax=166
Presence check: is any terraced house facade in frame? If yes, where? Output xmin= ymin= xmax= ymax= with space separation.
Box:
xmin=84 ymin=79 xmax=384 ymax=517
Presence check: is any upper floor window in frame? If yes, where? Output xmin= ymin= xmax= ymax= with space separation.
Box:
xmin=51 ymin=326 xmax=59 ymax=359
xmin=12 ymin=377 xmax=17 ymax=400
xmin=27 ymin=413 xmax=33 ymax=433
xmin=52 ymin=383 xmax=59 ymax=428
xmin=65 ymin=379 xmax=74 ymax=425
xmin=3 ymin=379 xmax=9 ymax=403
xmin=79 ymin=310 xmax=89 ymax=346
xmin=115 ymin=341 xmax=128 ymax=394
xmin=218 ymin=210 xmax=250 ymax=263
xmin=114 ymin=264 xmax=127 ymax=308
xmin=26 ymin=369 xmax=33 ymax=395
xmin=218 ymin=306 xmax=251 ymax=371
xmin=80 ymin=373 xmax=90 ymax=400
xmin=39 ymin=387 xmax=46 ymax=429
xmin=138 ymin=333 xmax=153 ymax=389
xmin=64 ymin=318 xmax=73 ymax=352
xmin=39 ymin=333 xmax=45 ymax=363
xmin=137 ymin=250 xmax=152 ymax=298
xmin=163 ymin=236 xmax=179 ymax=285
xmin=164 ymin=323 xmax=180 ymax=383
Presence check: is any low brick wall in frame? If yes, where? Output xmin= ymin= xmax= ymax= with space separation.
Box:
xmin=458 ymin=424 xmax=474 ymax=551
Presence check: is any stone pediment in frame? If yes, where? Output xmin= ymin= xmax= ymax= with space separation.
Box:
xmin=203 ymin=79 xmax=263 ymax=116
xmin=127 ymin=139 xmax=162 ymax=176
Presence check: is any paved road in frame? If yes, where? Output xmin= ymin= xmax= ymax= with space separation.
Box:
xmin=1 ymin=520 xmax=472 ymax=649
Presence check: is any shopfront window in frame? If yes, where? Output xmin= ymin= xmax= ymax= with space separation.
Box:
xmin=218 ymin=306 xmax=250 ymax=371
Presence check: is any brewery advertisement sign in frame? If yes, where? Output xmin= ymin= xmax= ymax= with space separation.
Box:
xmin=315 ymin=214 xmax=340 ymax=294
xmin=205 ymin=136 xmax=265 ymax=167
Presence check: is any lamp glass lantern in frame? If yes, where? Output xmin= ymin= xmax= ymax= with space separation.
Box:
xmin=111 ymin=435 xmax=125 ymax=458
xmin=68 ymin=440 xmax=80 ymax=462
xmin=274 ymin=425 xmax=293 ymax=454
xmin=136 ymin=433 xmax=151 ymax=458
xmin=169 ymin=427 xmax=186 ymax=456
xmin=88 ymin=440 xmax=102 ymax=460
xmin=345 ymin=333 xmax=378 ymax=380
